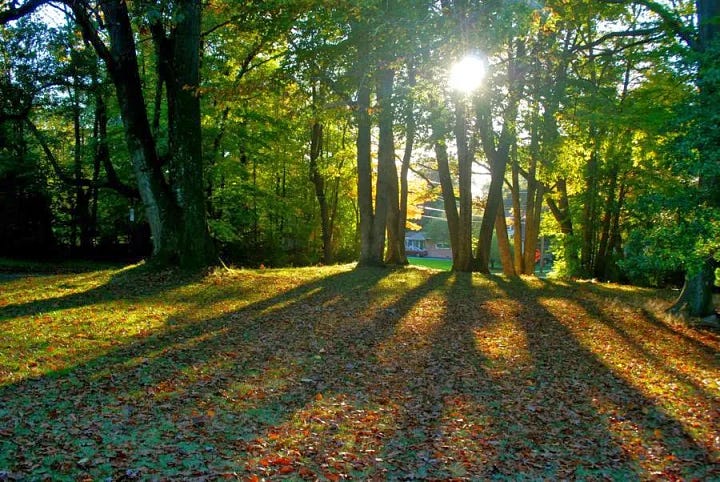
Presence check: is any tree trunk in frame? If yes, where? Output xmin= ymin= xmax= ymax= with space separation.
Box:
xmin=475 ymin=40 xmax=524 ymax=273
xmin=354 ymin=22 xmax=379 ymax=266
xmin=665 ymin=0 xmax=720 ymax=316
xmin=454 ymin=98 xmax=474 ymax=272
xmin=309 ymin=120 xmax=332 ymax=264
xmin=495 ymin=200 xmax=516 ymax=276
xmin=511 ymin=149 xmax=524 ymax=274
xmin=167 ymin=0 xmax=215 ymax=268
xmin=376 ymin=68 xmax=403 ymax=265
xmin=72 ymin=0 xmax=214 ymax=269
xmin=397 ymin=62 xmax=416 ymax=266
xmin=669 ymin=262 xmax=715 ymax=317
xmin=435 ymin=137 xmax=460 ymax=266
xmin=522 ymin=183 xmax=543 ymax=275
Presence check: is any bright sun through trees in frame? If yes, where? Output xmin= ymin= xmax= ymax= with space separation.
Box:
xmin=448 ymin=54 xmax=486 ymax=93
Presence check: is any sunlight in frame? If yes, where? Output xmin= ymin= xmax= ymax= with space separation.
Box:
xmin=448 ymin=55 xmax=486 ymax=94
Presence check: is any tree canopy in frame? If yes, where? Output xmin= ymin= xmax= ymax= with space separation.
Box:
xmin=0 ymin=0 xmax=718 ymax=313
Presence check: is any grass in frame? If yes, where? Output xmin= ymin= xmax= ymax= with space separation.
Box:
xmin=407 ymin=256 xmax=453 ymax=270
xmin=0 ymin=262 xmax=718 ymax=480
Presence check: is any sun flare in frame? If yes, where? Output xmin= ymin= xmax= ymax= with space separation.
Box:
xmin=448 ymin=55 xmax=486 ymax=94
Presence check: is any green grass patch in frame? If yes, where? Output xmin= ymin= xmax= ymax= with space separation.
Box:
xmin=0 ymin=262 xmax=718 ymax=480
xmin=407 ymin=256 xmax=453 ymax=270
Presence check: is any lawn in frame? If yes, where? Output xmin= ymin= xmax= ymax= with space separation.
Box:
xmin=0 ymin=263 xmax=718 ymax=480
xmin=407 ymin=256 xmax=453 ymax=270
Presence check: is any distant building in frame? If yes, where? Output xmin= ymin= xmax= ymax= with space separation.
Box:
xmin=405 ymin=231 xmax=452 ymax=259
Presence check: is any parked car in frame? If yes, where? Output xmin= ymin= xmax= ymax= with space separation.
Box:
xmin=406 ymin=247 xmax=428 ymax=257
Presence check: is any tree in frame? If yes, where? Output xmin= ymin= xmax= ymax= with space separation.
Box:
xmin=603 ymin=0 xmax=719 ymax=316
xmin=2 ymin=0 xmax=215 ymax=269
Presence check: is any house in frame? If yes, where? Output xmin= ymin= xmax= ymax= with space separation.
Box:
xmin=405 ymin=231 xmax=452 ymax=259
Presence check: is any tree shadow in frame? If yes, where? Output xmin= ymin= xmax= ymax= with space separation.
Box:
xmin=0 ymin=265 xmax=203 ymax=322
xmin=489 ymin=276 xmax=718 ymax=479
xmin=0 ymin=265 xmax=441 ymax=478
xmin=0 ymin=268 xmax=717 ymax=479
xmin=577 ymin=290 xmax=719 ymax=402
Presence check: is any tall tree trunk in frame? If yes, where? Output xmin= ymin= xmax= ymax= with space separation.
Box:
xmin=397 ymin=62 xmax=416 ymax=266
xmin=475 ymin=40 xmax=524 ymax=273
xmin=511 ymin=148 xmax=524 ymax=274
xmin=309 ymin=120 xmax=332 ymax=264
xmin=521 ymin=115 xmax=542 ymax=275
xmin=354 ymin=22 xmax=378 ymax=266
xmin=580 ymin=140 xmax=600 ymax=276
xmin=434 ymin=134 xmax=460 ymax=266
xmin=454 ymin=98 xmax=474 ymax=272
xmin=376 ymin=68 xmax=403 ymax=265
xmin=72 ymin=0 xmax=214 ymax=268
xmin=167 ymin=0 xmax=215 ymax=268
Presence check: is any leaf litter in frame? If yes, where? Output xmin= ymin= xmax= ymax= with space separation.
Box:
xmin=0 ymin=264 xmax=718 ymax=480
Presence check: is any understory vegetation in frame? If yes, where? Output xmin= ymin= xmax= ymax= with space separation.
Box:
xmin=0 ymin=264 xmax=718 ymax=479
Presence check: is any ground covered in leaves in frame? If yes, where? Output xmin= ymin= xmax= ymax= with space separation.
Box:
xmin=0 ymin=264 xmax=718 ymax=480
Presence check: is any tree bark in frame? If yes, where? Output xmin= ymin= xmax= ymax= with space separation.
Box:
xmin=309 ymin=120 xmax=332 ymax=264
xmin=354 ymin=22 xmax=379 ymax=266
xmin=376 ymin=68 xmax=403 ymax=265
xmin=434 ymin=135 xmax=460 ymax=266
xmin=167 ymin=0 xmax=215 ymax=268
xmin=430 ymin=102 xmax=460 ymax=267
xmin=453 ymin=98 xmax=474 ymax=272
xmin=511 ymin=149 xmax=524 ymax=274
xmin=669 ymin=262 xmax=715 ymax=317
xmin=397 ymin=63 xmax=416 ymax=266
xmin=495 ymin=200 xmax=516 ymax=276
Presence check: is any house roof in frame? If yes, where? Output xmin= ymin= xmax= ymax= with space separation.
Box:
xmin=405 ymin=232 xmax=426 ymax=241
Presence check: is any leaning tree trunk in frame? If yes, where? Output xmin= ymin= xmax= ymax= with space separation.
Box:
xmin=495 ymin=200 xmax=516 ymax=276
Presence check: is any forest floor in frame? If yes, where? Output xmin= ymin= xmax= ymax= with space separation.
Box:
xmin=0 ymin=263 xmax=718 ymax=480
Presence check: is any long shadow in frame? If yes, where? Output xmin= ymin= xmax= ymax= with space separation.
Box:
xmin=2 ymin=268 xmax=717 ymax=479
xmin=373 ymin=271 xmax=502 ymax=478
xmin=0 ymin=266 xmax=447 ymax=478
xmin=376 ymin=273 xmax=642 ymax=478
xmin=0 ymin=265 xmax=203 ymax=322
xmin=491 ymin=276 xmax=718 ymax=479
xmin=578 ymin=292 xmax=720 ymax=402
xmin=578 ymin=281 xmax=720 ymax=355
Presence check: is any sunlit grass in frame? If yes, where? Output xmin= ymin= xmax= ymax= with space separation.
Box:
xmin=0 ymin=263 xmax=717 ymax=479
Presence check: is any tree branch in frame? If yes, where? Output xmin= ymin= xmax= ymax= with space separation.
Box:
xmin=26 ymin=118 xmax=139 ymax=198
xmin=575 ymin=26 xmax=663 ymax=52
xmin=67 ymin=0 xmax=113 ymax=67
xmin=0 ymin=0 xmax=48 ymax=24
xmin=603 ymin=0 xmax=697 ymax=49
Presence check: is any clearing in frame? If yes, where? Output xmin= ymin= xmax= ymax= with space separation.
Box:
xmin=0 ymin=264 xmax=718 ymax=480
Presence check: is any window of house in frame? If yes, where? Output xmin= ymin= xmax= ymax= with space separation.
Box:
xmin=405 ymin=239 xmax=425 ymax=249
